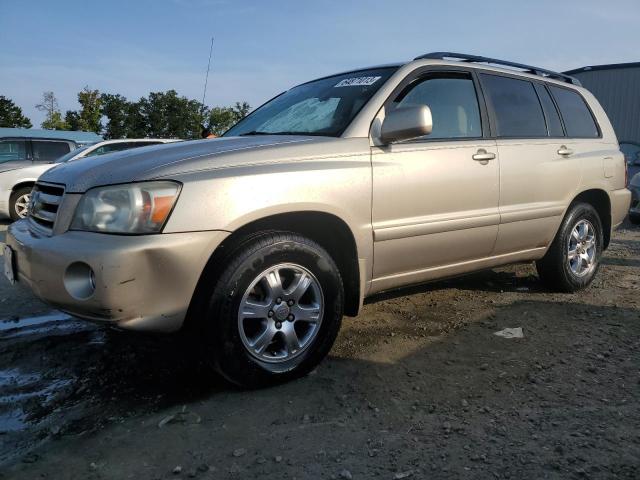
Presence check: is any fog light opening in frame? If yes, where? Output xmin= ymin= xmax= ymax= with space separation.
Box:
xmin=64 ymin=262 xmax=96 ymax=300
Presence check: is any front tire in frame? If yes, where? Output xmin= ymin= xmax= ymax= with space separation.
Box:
xmin=198 ymin=232 xmax=344 ymax=388
xmin=629 ymin=213 xmax=640 ymax=225
xmin=9 ymin=186 xmax=32 ymax=221
xmin=536 ymin=202 xmax=603 ymax=292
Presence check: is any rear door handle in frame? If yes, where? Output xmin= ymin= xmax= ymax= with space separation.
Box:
xmin=472 ymin=149 xmax=496 ymax=165
xmin=557 ymin=146 xmax=574 ymax=156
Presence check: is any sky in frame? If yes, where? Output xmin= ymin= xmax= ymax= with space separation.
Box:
xmin=1 ymin=0 xmax=639 ymax=128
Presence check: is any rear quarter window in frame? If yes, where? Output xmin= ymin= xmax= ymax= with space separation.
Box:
xmin=548 ymin=86 xmax=599 ymax=138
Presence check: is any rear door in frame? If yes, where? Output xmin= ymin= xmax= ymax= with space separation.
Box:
xmin=479 ymin=73 xmax=580 ymax=255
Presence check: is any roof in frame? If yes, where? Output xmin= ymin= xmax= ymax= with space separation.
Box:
xmin=415 ymin=52 xmax=580 ymax=85
xmin=564 ymin=62 xmax=640 ymax=75
xmin=0 ymin=127 xmax=103 ymax=143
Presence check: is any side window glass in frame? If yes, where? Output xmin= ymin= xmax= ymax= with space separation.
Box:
xmin=535 ymin=84 xmax=564 ymax=137
xmin=392 ymin=74 xmax=482 ymax=140
xmin=32 ymin=141 xmax=71 ymax=162
xmin=549 ymin=86 xmax=600 ymax=138
xmin=480 ymin=74 xmax=547 ymax=138
xmin=0 ymin=140 xmax=27 ymax=163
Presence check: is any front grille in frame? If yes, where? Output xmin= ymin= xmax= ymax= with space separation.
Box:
xmin=28 ymin=183 xmax=65 ymax=236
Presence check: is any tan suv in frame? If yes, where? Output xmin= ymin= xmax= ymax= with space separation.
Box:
xmin=5 ymin=52 xmax=631 ymax=387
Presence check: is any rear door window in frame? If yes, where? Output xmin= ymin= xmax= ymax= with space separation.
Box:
xmin=480 ymin=74 xmax=547 ymax=138
xmin=0 ymin=139 xmax=28 ymax=163
xmin=32 ymin=140 xmax=71 ymax=162
xmin=548 ymin=86 xmax=600 ymax=138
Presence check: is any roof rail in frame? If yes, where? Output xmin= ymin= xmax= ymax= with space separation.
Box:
xmin=414 ymin=52 xmax=581 ymax=86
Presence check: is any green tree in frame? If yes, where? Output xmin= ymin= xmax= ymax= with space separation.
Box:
xmin=101 ymin=93 xmax=130 ymax=139
xmin=36 ymin=91 xmax=68 ymax=130
xmin=0 ymin=96 xmax=32 ymax=128
xmin=207 ymin=101 xmax=251 ymax=136
xmin=125 ymin=99 xmax=149 ymax=138
xmin=144 ymin=90 xmax=205 ymax=139
xmin=77 ymin=86 xmax=102 ymax=133
xmin=64 ymin=110 xmax=81 ymax=130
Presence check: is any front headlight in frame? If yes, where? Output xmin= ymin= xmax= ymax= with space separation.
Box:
xmin=71 ymin=181 xmax=181 ymax=234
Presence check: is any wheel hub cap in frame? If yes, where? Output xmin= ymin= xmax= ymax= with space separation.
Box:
xmin=273 ymin=304 xmax=290 ymax=321
xmin=15 ymin=194 xmax=30 ymax=219
xmin=237 ymin=263 xmax=324 ymax=364
xmin=567 ymin=219 xmax=596 ymax=277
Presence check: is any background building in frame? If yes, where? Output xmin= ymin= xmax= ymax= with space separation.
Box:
xmin=564 ymin=63 xmax=640 ymax=169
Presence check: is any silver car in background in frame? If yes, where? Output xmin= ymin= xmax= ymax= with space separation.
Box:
xmin=0 ymin=138 xmax=180 ymax=220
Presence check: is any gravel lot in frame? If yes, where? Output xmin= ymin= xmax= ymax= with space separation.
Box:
xmin=0 ymin=219 xmax=638 ymax=479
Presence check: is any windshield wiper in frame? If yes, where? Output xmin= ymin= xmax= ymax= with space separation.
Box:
xmin=238 ymin=131 xmax=330 ymax=137
xmin=238 ymin=131 xmax=274 ymax=136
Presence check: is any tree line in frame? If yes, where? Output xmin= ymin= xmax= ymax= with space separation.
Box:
xmin=0 ymin=88 xmax=251 ymax=139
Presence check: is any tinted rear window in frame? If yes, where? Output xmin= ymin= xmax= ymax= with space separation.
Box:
xmin=480 ymin=74 xmax=547 ymax=138
xmin=549 ymin=86 xmax=599 ymax=138
xmin=32 ymin=140 xmax=71 ymax=162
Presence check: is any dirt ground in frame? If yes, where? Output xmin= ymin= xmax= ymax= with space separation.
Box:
xmin=0 ymin=219 xmax=638 ymax=479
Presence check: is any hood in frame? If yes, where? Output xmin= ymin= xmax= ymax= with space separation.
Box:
xmin=40 ymin=135 xmax=329 ymax=192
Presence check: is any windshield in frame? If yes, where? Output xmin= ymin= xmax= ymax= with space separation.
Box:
xmin=54 ymin=145 xmax=91 ymax=163
xmin=225 ymin=67 xmax=398 ymax=137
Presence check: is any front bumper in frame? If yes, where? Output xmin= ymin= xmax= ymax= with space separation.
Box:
xmin=6 ymin=220 xmax=228 ymax=332
xmin=629 ymin=184 xmax=640 ymax=217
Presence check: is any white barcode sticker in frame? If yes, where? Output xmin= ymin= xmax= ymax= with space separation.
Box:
xmin=334 ymin=76 xmax=381 ymax=88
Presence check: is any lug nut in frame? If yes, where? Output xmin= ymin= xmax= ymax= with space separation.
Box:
xmin=287 ymin=314 xmax=294 ymax=321
xmin=268 ymin=310 xmax=274 ymax=317
xmin=275 ymin=321 xmax=282 ymax=329
xmin=287 ymin=299 xmax=294 ymax=306
xmin=276 ymin=297 xmax=282 ymax=304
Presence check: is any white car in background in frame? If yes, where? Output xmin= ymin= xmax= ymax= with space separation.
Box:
xmin=0 ymin=138 xmax=180 ymax=220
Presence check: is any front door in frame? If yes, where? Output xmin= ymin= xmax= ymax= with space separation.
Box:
xmin=370 ymin=71 xmax=499 ymax=292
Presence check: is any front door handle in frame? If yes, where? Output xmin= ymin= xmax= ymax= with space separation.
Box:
xmin=557 ymin=146 xmax=574 ymax=157
xmin=472 ymin=149 xmax=496 ymax=165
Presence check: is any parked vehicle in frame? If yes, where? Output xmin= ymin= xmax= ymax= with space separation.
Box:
xmin=5 ymin=52 xmax=631 ymax=387
xmin=620 ymin=141 xmax=640 ymax=183
xmin=0 ymin=138 xmax=179 ymax=220
xmin=628 ymin=173 xmax=640 ymax=224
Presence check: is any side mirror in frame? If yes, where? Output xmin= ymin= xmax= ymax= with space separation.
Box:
xmin=380 ymin=105 xmax=432 ymax=144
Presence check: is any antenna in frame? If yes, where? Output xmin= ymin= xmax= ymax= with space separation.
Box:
xmin=201 ymin=36 xmax=214 ymax=109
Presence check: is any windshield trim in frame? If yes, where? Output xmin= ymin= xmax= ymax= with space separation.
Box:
xmin=222 ymin=66 xmax=400 ymax=138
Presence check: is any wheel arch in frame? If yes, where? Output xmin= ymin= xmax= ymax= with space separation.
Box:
xmin=570 ymin=188 xmax=612 ymax=249
xmin=184 ymin=211 xmax=362 ymax=330
xmin=11 ymin=181 xmax=36 ymax=193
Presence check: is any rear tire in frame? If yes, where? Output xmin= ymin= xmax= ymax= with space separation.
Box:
xmin=536 ymin=202 xmax=603 ymax=292
xmin=9 ymin=186 xmax=32 ymax=221
xmin=196 ymin=231 xmax=344 ymax=388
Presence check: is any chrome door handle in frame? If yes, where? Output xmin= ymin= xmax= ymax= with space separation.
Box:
xmin=557 ymin=146 xmax=573 ymax=156
xmin=472 ymin=149 xmax=496 ymax=164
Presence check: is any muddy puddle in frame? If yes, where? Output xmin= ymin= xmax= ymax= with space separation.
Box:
xmin=0 ymin=311 xmax=100 ymax=462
